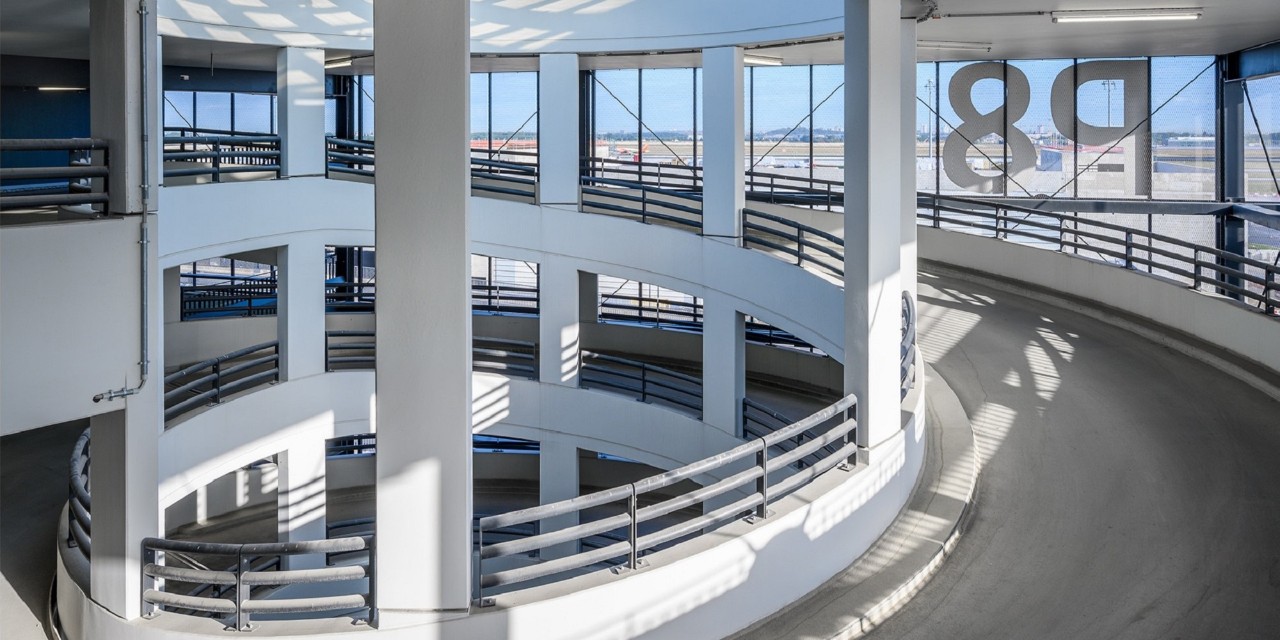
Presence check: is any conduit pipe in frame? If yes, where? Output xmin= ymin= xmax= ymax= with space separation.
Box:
xmin=93 ymin=0 xmax=152 ymax=403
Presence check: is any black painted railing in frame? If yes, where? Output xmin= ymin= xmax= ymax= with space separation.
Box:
xmin=742 ymin=207 xmax=844 ymax=279
xmin=67 ymin=429 xmax=92 ymax=561
xmin=579 ymin=351 xmax=703 ymax=416
xmin=919 ymin=192 xmax=1280 ymax=316
xmin=163 ymin=128 xmax=281 ymax=181
xmin=0 ymin=138 xmax=110 ymax=210
xmin=163 ymin=341 xmax=280 ymax=423
xmin=580 ymin=174 xmax=704 ymax=231
xmin=901 ymin=292 xmax=917 ymax=399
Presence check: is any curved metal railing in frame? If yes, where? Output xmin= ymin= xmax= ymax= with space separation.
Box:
xmin=163 ymin=127 xmax=281 ymax=181
xmin=744 ymin=169 xmax=844 ymax=211
xmin=0 ymin=138 xmax=111 ymax=211
xmin=474 ymin=393 xmax=857 ymax=599
xmin=580 ymin=174 xmax=704 ymax=231
xmin=324 ymin=332 xmax=539 ymax=378
xmin=163 ymin=341 xmax=280 ymax=423
xmin=901 ymin=292 xmax=917 ymax=399
xmin=140 ymin=536 xmax=373 ymax=630
xmin=919 ymin=192 xmax=1280 ymax=316
xmin=579 ymin=351 xmax=703 ymax=416
xmin=742 ymin=207 xmax=845 ymax=279
xmin=67 ymin=428 xmax=92 ymax=561
xmin=180 ymin=279 xmax=539 ymax=320
xmin=324 ymin=137 xmax=539 ymax=201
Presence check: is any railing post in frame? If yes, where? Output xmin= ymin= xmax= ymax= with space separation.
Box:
xmin=1267 ymin=271 xmax=1277 ymax=315
xmin=641 ymin=189 xmax=648 ymax=224
xmin=1057 ymin=217 xmax=1065 ymax=252
xmin=140 ymin=543 xmax=157 ymax=619
xmin=273 ymin=342 xmax=281 ymax=382
xmin=639 ymin=364 xmax=648 ymax=403
xmin=796 ymin=228 xmax=805 ymax=266
xmin=933 ymin=203 xmax=941 ymax=228
xmin=753 ymin=439 xmax=769 ymax=521
xmin=213 ymin=141 xmax=223 ymax=183
xmin=212 ymin=361 xmax=223 ymax=404
xmin=1193 ymin=249 xmax=1204 ymax=290
xmin=234 ymin=548 xmax=250 ymax=631
xmin=844 ymin=404 xmax=858 ymax=469
xmin=627 ymin=484 xmax=639 ymax=570
xmin=367 ymin=534 xmax=378 ymax=624
xmin=472 ymin=519 xmax=485 ymax=606
xmin=1124 ymin=231 xmax=1134 ymax=269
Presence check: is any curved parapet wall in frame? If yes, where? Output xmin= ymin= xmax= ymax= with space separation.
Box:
xmin=919 ymin=226 xmax=1280 ymax=385
xmin=156 ymin=0 xmax=842 ymax=54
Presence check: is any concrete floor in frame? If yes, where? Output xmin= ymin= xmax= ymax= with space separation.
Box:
xmin=1 ymin=419 xmax=87 ymax=640
xmin=867 ymin=271 xmax=1280 ymax=640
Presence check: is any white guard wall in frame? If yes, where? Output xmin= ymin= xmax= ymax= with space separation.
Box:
xmin=920 ymin=228 xmax=1280 ymax=378
xmin=0 ymin=218 xmax=141 ymax=435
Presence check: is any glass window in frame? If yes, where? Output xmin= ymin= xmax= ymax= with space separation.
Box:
xmin=233 ymin=93 xmax=273 ymax=134
xmin=1150 ymin=57 xmax=1216 ymax=201
xmin=359 ymin=75 xmax=375 ymax=140
xmin=1244 ymin=74 xmax=1280 ymax=203
xmin=593 ymin=69 xmax=641 ymax=163
xmin=810 ymin=65 xmax=844 ymax=187
xmin=489 ymin=71 xmax=538 ymax=156
xmin=1007 ymin=59 xmax=1075 ymax=198
xmin=194 ymin=91 xmax=231 ymax=131
xmin=164 ymin=91 xmax=195 ymax=131
xmin=641 ymin=68 xmax=696 ymax=167
xmin=748 ymin=65 xmax=809 ymax=176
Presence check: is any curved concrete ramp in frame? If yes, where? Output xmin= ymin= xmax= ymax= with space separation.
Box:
xmin=872 ymin=269 xmax=1280 ymax=639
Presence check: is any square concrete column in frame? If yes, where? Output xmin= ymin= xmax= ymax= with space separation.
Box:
xmin=845 ymin=0 xmax=903 ymax=456
xmin=163 ymin=267 xmax=181 ymax=324
xmin=90 ymin=0 xmax=159 ymax=215
xmin=900 ymin=19 xmax=918 ymax=304
xmin=538 ymin=54 xmax=581 ymax=207
xmin=277 ymin=440 xmax=327 ymax=569
xmin=702 ymin=47 xmax=746 ymax=243
xmin=538 ymin=438 xmax=580 ymax=560
xmin=277 ymin=47 xmax=327 ymax=178
xmin=90 ymin=213 xmax=162 ymax=620
xmin=278 ymin=243 xmax=326 ymax=380
xmin=578 ymin=271 xmax=599 ymax=324
xmin=539 ymin=258 xmax=582 ymax=386
xmin=373 ymin=0 xmax=473 ymax=619
xmin=701 ymin=293 xmax=745 ymax=436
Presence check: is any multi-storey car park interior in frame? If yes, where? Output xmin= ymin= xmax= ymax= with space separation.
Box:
xmin=1 ymin=1 xmax=1278 ymax=638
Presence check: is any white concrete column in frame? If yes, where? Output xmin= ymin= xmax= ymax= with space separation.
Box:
xmin=538 ymin=54 xmax=580 ymax=207
xmin=163 ymin=267 xmax=181 ymax=324
xmin=844 ymin=0 xmax=903 ymax=456
xmin=276 ymin=440 xmax=327 ymax=569
xmin=374 ymin=0 xmax=473 ymax=619
xmin=90 ymin=0 xmax=159 ymax=215
xmin=539 ymin=258 xmax=581 ymax=386
xmin=702 ymin=47 xmax=746 ymax=242
xmin=278 ymin=243 xmax=326 ymax=380
xmin=578 ymin=271 xmax=599 ymax=324
xmin=277 ymin=47 xmax=327 ymax=178
xmin=90 ymin=214 xmax=162 ymax=620
xmin=701 ymin=293 xmax=745 ymax=436
xmin=900 ymin=19 xmax=918 ymax=304
xmin=538 ymin=438 xmax=580 ymax=560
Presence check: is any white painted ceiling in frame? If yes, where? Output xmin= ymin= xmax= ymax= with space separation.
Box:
xmin=1 ymin=0 xmax=1277 ymax=72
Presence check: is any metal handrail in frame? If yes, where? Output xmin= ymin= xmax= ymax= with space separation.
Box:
xmin=163 ymin=341 xmax=280 ymax=423
xmin=579 ymin=350 xmax=703 ymax=415
xmin=163 ymin=128 xmax=281 ymax=182
xmin=324 ymin=332 xmax=539 ymax=379
xmin=744 ymin=168 xmax=845 ymax=211
xmin=67 ymin=428 xmax=92 ymax=560
xmin=0 ymin=138 xmax=111 ymax=210
xmin=141 ymin=535 xmax=373 ymax=630
xmin=474 ymin=393 xmax=857 ymax=598
xmin=579 ymin=174 xmax=705 ymax=230
xmin=323 ymin=137 xmax=540 ymax=201
xmin=742 ymin=207 xmax=845 ymax=279
xmin=583 ymin=156 xmax=703 ymax=192
xmin=179 ymin=280 xmax=539 ymax=319
xmin=901 ymin=292 xmax=917 ymax=400
xmin=919 ymin=192 xmax=1280 ymax=315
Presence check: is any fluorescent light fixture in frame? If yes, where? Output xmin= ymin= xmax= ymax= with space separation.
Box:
xmin=38 ymin=86 xmax=87 ymax=91
xmin=1050 ymin=8 xmax=1202 ymax=23
xmin=743 ymin=53 xmax=783 ymax=67
xmin=918 ymin=41 xmax=992 ymax=52
xmin=324 ymin=59 xmax=353 ymax=69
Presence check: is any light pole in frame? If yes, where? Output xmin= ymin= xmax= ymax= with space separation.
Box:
xmin=1102 ymin=79 xmax=1117 ymax=127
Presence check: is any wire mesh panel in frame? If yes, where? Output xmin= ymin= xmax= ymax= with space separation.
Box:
xmin=1150 ymin=57 xmax=1217 ymax=201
